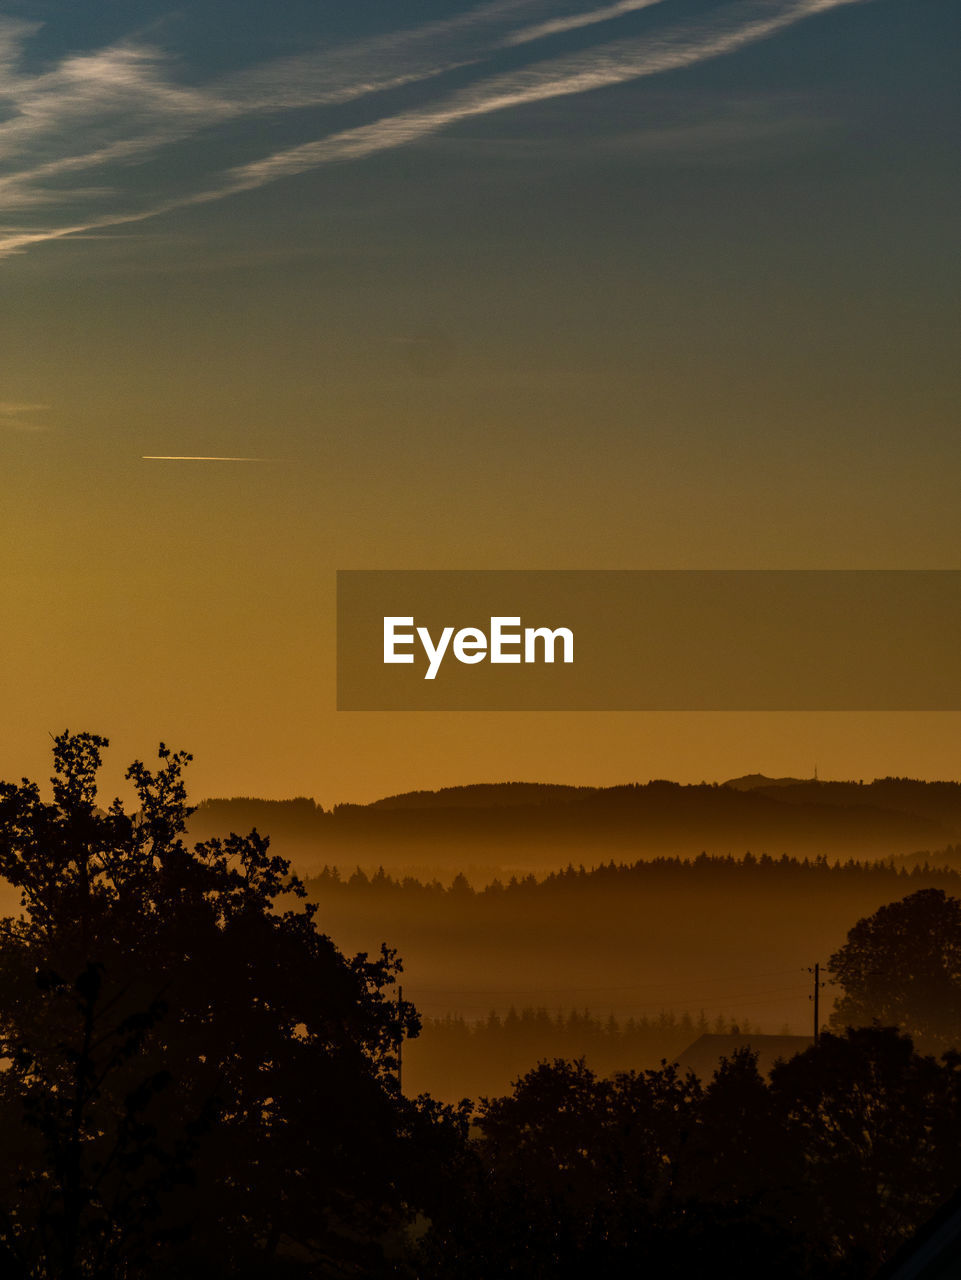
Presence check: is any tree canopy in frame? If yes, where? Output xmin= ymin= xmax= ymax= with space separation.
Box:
xmin=419 ymin=1029 xmax=961 ymax=1279
xmin=0 ymin=731 xmax=461 ymax=1278
xmin=828 ymin=887 xmax=961 ymax=1055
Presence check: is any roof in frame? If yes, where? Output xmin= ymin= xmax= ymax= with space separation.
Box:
xmin=674 ymin=1033 xmax=814 ymax=1081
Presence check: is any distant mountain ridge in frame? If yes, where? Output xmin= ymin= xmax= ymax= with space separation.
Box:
xmin=189 ymin=777 xmax=961 ymax=876
xmin=724 ymin=774 xmax=809 ymax=790
xmin=366 ymin=782 xmax=589 ymax=810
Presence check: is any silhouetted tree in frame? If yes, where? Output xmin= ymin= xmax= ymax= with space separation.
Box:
xmin=769 ymin=1027 xmax=961 ymax=1273
xmin=0 ymin=732 xmax=462 ymax=1277
xmin=418 ymin=1029 xmax=961 ymax=1279
xmin=828 ymin=888 xmax=961 ymax=1054
xmin=419 ymin=1056 xmax=810 ymax=1279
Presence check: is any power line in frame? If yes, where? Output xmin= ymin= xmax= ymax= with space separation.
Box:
xmin=412 ymin=987 xmax=812 ymax=1019
xmin=409 ymin=967 xmax=804 ymax=998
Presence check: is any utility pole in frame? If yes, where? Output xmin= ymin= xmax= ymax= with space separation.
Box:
xmin=807 ymin=963 xmax=825 ymax=1044
xmin=397 ymin=984 xmax=403 ymax=1094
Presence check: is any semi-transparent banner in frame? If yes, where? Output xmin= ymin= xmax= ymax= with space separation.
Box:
xmin=336 ymin=570 xmax=961 ymax=711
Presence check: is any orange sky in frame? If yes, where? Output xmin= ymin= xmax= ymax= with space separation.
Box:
xmin=1 ymin=0 xmax=959 ymax=802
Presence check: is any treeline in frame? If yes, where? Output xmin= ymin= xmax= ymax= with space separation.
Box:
xmin=300 ymin=854 xmax=961 ymax=1049
xmin=306 ymin=851 xmax=961 ymax=899
xmin=894 ymin=842 xmax=961 ymax=872
xmin=192 ymin=778 xmax=961 ymax=873
xmin=422 ymin=1028 xmax=961 ymax=1278
xmin=405 ymin=1008 xmax=758 ymax=1100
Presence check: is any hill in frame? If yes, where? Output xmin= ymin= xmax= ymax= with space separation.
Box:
xmin=189 ymin=777 xmax=961 ymax=881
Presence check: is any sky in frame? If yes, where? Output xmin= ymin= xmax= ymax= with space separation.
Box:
xmin=1 ymin=0 xmax=959 ymax=803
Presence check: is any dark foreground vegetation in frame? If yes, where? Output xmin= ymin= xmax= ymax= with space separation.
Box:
xmin=1 ymin=735 xmax=961 ymax=1277
xmin=429 ymin=1027 xmax=961 ymax=1279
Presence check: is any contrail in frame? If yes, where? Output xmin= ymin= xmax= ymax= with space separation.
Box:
xmin=215 ymin=0 xmax=874 ymax=185
xmin=0 ymin=0 xmax=878 ymax=260
xmin=506 ymin=0 xmax=666 ymax=46
xmin=141 ymin=455 xmax=268 ymax=462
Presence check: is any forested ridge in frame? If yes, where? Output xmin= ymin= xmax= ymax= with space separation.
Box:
xmin=190 ymin=778 xmax=961 ymax=875
xmin=306 ymin=850 xmax=961 ymax=897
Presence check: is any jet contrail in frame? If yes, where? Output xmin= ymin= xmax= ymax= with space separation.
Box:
xmin=0 ymin=0 xmax=878 ymax=261
xmin=141 ymin=455 xmax=267 ymax=461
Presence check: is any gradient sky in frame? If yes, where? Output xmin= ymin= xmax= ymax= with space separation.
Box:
xmin=1 ymin=0 xmax=959 ymax=802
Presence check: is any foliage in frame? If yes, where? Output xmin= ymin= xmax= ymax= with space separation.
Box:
xmin=769 ymin=1027 xmax=961 ymax=1272
xmin=419 ymin=1029 xmax=961 ymax=1279
xmin=0 ymin=731 xmax=460 ymax=1278
xmin=828 ymin=888 xmax=961 ymax=1054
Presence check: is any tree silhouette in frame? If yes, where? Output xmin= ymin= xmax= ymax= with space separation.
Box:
xmin=769 ymin=1027 xmax=961 ymax=1273
xmin=828 ymin=888 xmax=961 ymax=1055
xmin=419 ymin=1054 xmax=816 ymax=1279
xmin=0 ymin=731 xmax=457 ymax=1277
xmin=418 ymin=1030 xmax=961 ymax=1279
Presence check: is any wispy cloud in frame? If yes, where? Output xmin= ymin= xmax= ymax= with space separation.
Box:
xmin=0 ymin=402 xmax=50 ymax=430
xmin=506 ymin=0 xmax=666 ymax=46
xmin=191 ymin=0 xmax=876 ymax=189
xmin=0 ymin=0 xmax=877 ymax=260
xmin=0 ymin=1 xmax=547 ymax=220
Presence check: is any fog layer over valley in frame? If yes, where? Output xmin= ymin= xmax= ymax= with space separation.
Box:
xmin=190 ymin=776 xmax=961 ymax=881
xmin=186 ymin=776 xmax=961 ymax=1100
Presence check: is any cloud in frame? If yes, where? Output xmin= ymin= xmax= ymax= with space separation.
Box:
xmin=0 ymin=402 xmax=51 ymax=430
xmin=0 ymin=2 xmax=543 ymax=213
xmin=0 ymin=0 xmax=555 ymax=190
xmin=0 ymin=0 xmax=878 ymax=260
xmin=197 ymin=0 xmax=876 ymax=184
xmin=506 ymin=0 xmax=667 ymax=46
